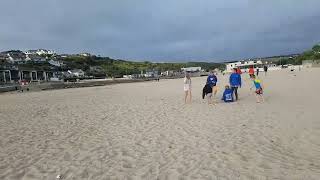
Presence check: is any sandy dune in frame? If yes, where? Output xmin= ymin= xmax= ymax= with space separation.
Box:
xmin=1 ymin=68 xmax=320 ymax=179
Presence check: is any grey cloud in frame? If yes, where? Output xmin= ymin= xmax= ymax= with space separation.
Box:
xmin=0 ymin=0 xmax=320 ymax=62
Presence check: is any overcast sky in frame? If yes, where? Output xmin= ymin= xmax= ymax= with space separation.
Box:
xmin=0 ymin=0 xmax=320 ymax=62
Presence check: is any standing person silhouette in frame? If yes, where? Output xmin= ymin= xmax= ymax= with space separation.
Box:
xmin=229 ymin=68 xmax=242 ymax=101
xmin=237 ymin=67 xmax=242 ymax=74
xmin=249 ymin=66 xmax=255 ymax=78
xmin=264 ymin=65 xmax=268 ymax=76
xmin=183 ymin=73 xmax=192 ymax=104
xmin=206 ymin=70 xmax=218 ymax=102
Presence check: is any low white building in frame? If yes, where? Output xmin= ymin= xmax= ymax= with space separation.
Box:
xmin=145 ymin=70 xmax=159 ymax=78
xmin=225 ymin=60 xmax=263 ymax=73
xmin=123 ymin=75 xmax=132 ymax=79
xmin=68 ymin=69 xmax=85 ymax=77
xmin=79 ymin=53 xmax=91 ymax=57
xmin=181 ymin=67 xmax=202 ymax=72
xmin=161 ymin=70 xmax=174 ymax=76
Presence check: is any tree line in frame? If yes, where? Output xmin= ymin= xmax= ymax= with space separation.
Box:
xmin=275 ymin=44 xmax=320 ymax=65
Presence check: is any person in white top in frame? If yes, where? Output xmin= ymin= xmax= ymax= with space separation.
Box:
xmin=184 ymin=73 xmax=192 ymax=104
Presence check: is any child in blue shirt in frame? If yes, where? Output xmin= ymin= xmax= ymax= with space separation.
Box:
xmin=222 ymin=85 xmax=234 ymax=102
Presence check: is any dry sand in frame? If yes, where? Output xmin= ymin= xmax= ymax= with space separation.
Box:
xmin=0 ymin=68 xmax=320 ymax=180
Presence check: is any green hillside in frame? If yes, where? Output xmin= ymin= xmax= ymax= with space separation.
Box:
xmin=61 ymin=56 xmax=224 ymax=77
xmin=276 ymin=44 xmax=320 ymax=65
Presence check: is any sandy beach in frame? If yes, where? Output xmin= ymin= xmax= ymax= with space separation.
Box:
xmin=1 ymin=68 xmax=320 ymax=180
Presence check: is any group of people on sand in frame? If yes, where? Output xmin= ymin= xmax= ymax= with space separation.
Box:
xmin=249 ymin=65 xmax=268 ymax=77
xmin=184 ymin=67 xmax=265 ymax=104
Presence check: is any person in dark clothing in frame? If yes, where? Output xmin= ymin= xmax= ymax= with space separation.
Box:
xmin=264 ymin=65 xmax=268 ymax=76
xmin=256 ymin=68 xmax=259 ymax=76
xmin=229 ymin=68 xmax=242 ymax=101
xmin=202 ymin=84 xmax=213 ymax=104
xmin=206 ymin=71 xmax=218 ymax=99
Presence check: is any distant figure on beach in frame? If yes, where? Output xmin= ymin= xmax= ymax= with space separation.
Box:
xmin=184 ymin=73 xmax=192 ymax=103
xmin=251 ymin=75 xmax=264 ymax=103
xmin=237 ymin=67 xmax=242 ymax=74
xmin=256 ymin=68 xmax=260 ymax=76
xmin=249 ymin=66 xmax=255 ymax=78
xmin=264 ymin=65 xmax=268 ymax=76
xmin=202 ymin=84 xmax=213 ymax=104
xmin=229 ymin=68 xmax=242 ymax=101
xmin=221 ymin=85 xmax=234 ymax=103
xmin=206 ymin=71 xmax=218 ymax=100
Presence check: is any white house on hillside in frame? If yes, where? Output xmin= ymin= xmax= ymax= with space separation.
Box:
xmin=79 ymin=53 xmax=91 ymax=57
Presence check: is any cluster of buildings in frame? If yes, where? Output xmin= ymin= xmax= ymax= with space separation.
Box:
xmin=224 ymin=54 xmax=301 ymax=73
xmin=123 ymin=67 xmax=205 ymax=79
xmin=0 ymin=49 xmax=62 ymax=65
xmin=0 ymin=49 xmax=98 ymax=84
xmin=0 ymin=49 xmax=93 ymax=65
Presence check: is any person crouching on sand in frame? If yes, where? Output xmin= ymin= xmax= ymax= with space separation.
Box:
xmin=202 ymin=84 xmax=213 ymax=104
xmin=221 ymin=85 xmax=234 ymax=103
xmin=184 ymin=73 xmax=192 ymax=103
xmin=250 ymin=75 xmax=264 ymax=103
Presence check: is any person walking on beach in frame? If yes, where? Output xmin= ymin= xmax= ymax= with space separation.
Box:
xmin=264 ymin=65 xmax=268 ymax=76
xmin=256 ymin=68 xmax=260 ymax=76
xmin=250 ymin=75 xmax=264 ymax=103
xmin=184 ymin=73 xmax=192 ymax=103
xmin=229 ymin=68 xmax=242 ymax=101
xmin=249 ymin=66 xmax=254 ymax=78
xmin=206 ymin=70 xmax=218 ymax=101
